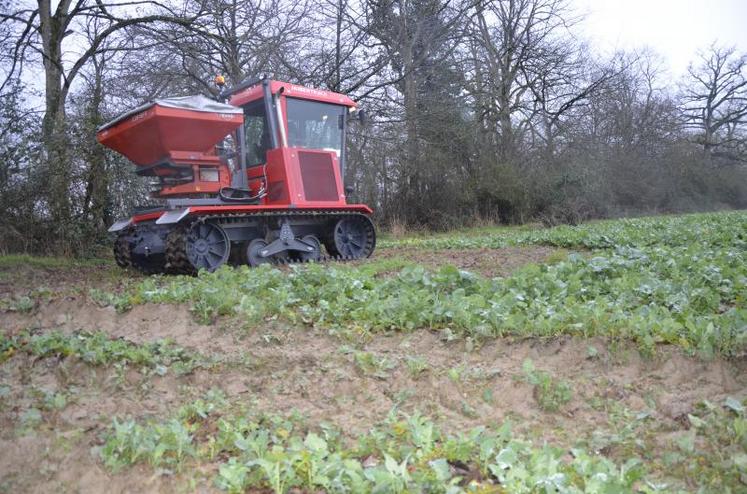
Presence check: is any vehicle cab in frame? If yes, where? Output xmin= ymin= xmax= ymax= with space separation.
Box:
xmin=226 ymin=79 xmax=357 ymax=208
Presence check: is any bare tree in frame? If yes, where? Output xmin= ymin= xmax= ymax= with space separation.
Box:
xmin=0 ymin=1 xmax=197 ymax=247
xmin=525 ymin=42 xmax=617 ymax=161
xmin=682 ymin=44 xmax=747 ymax=161
xmin=469 ymin=0 xmax=577 ymax=161
xmin=355 ymin=0 xmax=472 ymax=222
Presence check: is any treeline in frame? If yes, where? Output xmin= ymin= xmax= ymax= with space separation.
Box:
xmin=1 ymin=0 xmax=746 ymax=254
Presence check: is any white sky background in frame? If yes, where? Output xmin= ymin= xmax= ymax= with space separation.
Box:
xmin=572 ymin=0 xmax=747 ymax=77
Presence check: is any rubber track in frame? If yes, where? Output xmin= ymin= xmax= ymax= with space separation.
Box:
xmin=165 ymin=226 xmax=195 ymax=275
xmin=113 ymin=232 xmax=131 ymax=268
xmin=155 ymin=210 xmax=376 ymax=275
xmin=115 ymin=227 xmax=166 ymax=274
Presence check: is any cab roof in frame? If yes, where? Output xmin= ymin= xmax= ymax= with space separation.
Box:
xmin=229 ymin=80 xmax=356 ymax=108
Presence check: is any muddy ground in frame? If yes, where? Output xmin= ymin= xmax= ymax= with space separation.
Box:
xmin=1 ymin=245 xmax=745 ymax=492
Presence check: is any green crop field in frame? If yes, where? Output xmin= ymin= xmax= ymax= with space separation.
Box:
xmin=1 ymin=211 xmax=746 ymax=493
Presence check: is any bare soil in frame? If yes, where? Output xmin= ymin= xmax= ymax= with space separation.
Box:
xmin=0 ymin=262 xmax=131 ymax=297
xmin=1 ymin=247 xmax=745 ymax=492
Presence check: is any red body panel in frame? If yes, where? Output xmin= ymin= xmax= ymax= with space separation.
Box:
xmin=157 ymin=162 xmax=231 ymax=197
xmin=130 ymin=204 xmax=374 ymax=225
xmin=261 ymin=148 xmax=346 ymax=207
xmin=97 ymin=105 xmax=243 ymax=166
xmin=229 ymin=81 xmax=356 ymax=108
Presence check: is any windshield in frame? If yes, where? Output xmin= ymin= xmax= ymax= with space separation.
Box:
xmin=286 ymin=98 xmax=345 ymax=155
xmin=242 ymin=100 xmax=271 ymax=166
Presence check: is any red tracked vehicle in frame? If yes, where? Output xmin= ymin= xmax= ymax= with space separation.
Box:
xmin=99 ymin=78 xmax=376 ymax=274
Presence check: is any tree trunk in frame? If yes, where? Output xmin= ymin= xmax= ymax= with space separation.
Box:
xmin=39 ymin=0 xmax=73 ymax=244
xmin=81 ymin=58 xmax=110 ymax=231
xmin=401 ymin=38 xmax=421 ymax=205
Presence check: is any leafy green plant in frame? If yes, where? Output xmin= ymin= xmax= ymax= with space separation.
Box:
xmin=3 ymin=330 xmax=208 ymax=374
xmin=521 ymin=359 xmax=572 ymax=412
xmin=101 ymin=417 xmax=196 ymax=471
xmin=0 ymin=295 xmax=35 ymax=313
xmin=447 ymin=365 xmax=463 ymax=383
xmin=404 ymin=356 xmax=429 ymax=378
xmin=0 ymin=333 xmax=18 ymax=363
xmin=19 ymin=407 xmax=42 ymax=432
xmin=352 ymin=351 xmax=395 ymax=379
xmin=380 ymin=210 xmax=747 ymax=251
xmin=650 ymin=398 xmax=747 ymax=491
xmin=216 ymin=458 xmax=249 ymax=493
xmin=89 ymin=288 xmax=132 ymax=312
xmin=39 ymin=389 xmax=69 ymax=411
xmin=100 ymin=394 xmax=747 ymax=492
xmin=102 ymin=406 xmax=654 ymax=493
xmin=178 ymin=388 xmax=227 ymax=422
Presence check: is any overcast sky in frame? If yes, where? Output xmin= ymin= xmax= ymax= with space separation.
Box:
xmin=573 ymin=0 xmax=747 ymax=77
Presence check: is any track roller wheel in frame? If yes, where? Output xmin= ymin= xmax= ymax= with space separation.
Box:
xmin=297 ymin=235 xmax=321 ymax=262
xmin=246 ymin=238 xmax=271 ymax=267
xmin=113 ymin=233 xmax=131 ymax=268
xmin=330 ymin=215 xmax=376 ymax=259
xmin=185 ymin=222 xmax=230 ymax=272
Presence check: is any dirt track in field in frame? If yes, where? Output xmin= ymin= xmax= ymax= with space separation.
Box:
xmin=1 ymin=246 xmax=746 ymax=492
